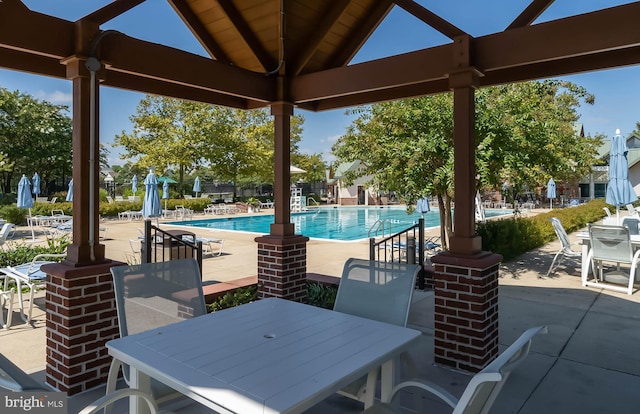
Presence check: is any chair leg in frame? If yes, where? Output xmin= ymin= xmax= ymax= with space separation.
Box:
xmin=545 ymin=251 xmax=563 ymax=277
xmin=103 ymin=358 xmax=124 ymax=414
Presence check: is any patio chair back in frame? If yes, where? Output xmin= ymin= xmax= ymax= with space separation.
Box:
xmin=550 ymin=217 xmax=572 ymax=251
xmin=334 ymin=258 xmax=420 ymax=327
xmin=622 ymin=217 xmax=639 ymax=235
xmin=107 ymin=259 xmax=206 ymax=410
xmin=546 ymin=218 xmax=581 ymax=278
xmin=589 ymin=225 xmax=633 ymax=264
xmin=362 ymin=326 xmax=548 ymax=414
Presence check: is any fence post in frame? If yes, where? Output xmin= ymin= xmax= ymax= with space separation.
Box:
xmin=143 ymin=219 xmax=151 ymax=264
xmin=407 ymin=237 xmax=416 ymax=265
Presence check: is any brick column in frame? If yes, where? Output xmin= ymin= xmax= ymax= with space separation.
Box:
xmin=430 ymin=251 xmax=502 ymax=372
xmin=43 ymin=261 xmax=122 ymax=395
xmin=255 ymin=235 xmax=309 ymax=302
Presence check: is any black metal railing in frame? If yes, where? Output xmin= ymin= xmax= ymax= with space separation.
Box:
xmin=141 ymin=219 xmax=203 ymax=276
xmin=369 ymin=218 xmax=425 ymax=288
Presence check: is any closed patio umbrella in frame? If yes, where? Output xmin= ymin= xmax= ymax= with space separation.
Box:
xmin=606 ymin=129 xmax=638 ymax=222
xmin=142 ymin=170 xmax=162 ymax=220
xmin=193 ymin=176 xmax=201 ymax=198
xmin=547 ymin=178 xmax=556 ymax=209
xmin=17 ymin=174 xmax=37 ymax=241
xmin=416 ymin=197 xmax=430 ymax=217
xmin=66 ymin=179 xmax=73 ymax=202
xmin=131 ymin=174 xmax=138 ymax=197
xmin=32 ymin=172 xmax=40 ymax=200
xmin=163 ymin=179 xmax=169 ymax=211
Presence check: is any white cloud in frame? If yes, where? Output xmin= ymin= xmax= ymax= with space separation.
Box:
xmin=34 ymin=90 xmax=72 ymax=104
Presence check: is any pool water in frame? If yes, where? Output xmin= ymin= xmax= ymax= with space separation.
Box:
xmin=167 ymin=206 xmax=512 ymax=242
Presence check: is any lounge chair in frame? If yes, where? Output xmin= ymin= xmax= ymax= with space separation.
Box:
xmin=362 ymin=326 xmax=548 ymax=414
xmin=603 ymin=206 xmax=612 ymax=217
xmin=545 ymin=217 xmax=581 ymax=278
xmin=0 ymin=252 xmax=66 ymax=323
xmin=0 ymin=353 xmax=160 ymax=414
xmin=106 ymin=259 xmax=206 ymax=413
xmin=333 ymin=258 xmax=420 ymax=408
xmin=0 ymin=285 xmax=14 ymax=329
xmin=0 ymin=223 xmax=16 ymax=250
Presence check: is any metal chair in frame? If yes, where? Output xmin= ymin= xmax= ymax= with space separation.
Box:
xmin=334 ymin=258 xmax=421 ymax=408
xmin=584 ymin=224 xmax=640 ymax=295
xmin=0 ymin=352 xmax=160 ymax=414
xmin=545 ymin=218 xmax=581 ymax=278
xmin=106 ymin=259 xmax=207 ymax=413
xmin=622 ymin=217 xmax=639 ymax=235
xmin=361 ymin=326 xmax=547 ymax=414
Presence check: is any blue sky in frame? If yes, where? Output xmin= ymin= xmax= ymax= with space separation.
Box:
xmin=1 ymin=0 xmax=638 ymax=166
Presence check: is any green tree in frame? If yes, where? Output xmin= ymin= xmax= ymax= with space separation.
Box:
xmin=0 ymin=87 xmax=72 ymax=194
xmin=332 ymin=80 xmax=602 ymax=248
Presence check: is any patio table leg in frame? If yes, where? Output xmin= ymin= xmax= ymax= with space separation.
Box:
xmin=129 ymin=367 xmax=153 ymax=414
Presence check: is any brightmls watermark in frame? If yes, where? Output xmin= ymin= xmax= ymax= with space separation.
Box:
xmin=0 ymin=392 xmax=66 ymax=413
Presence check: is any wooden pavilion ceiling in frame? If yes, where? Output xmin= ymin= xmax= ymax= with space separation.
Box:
xmin=1 ymin=0 xmax=640 ymax=111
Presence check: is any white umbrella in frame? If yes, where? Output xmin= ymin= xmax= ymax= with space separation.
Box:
xmin=290 ymin=165 xmax=306 ymax=174
xmin=66 ymin=179 xmax=73 ymax=202
xmin=193 ymin=176 xmax=201 ymax=198
xmin=547 ymin=178 xmax=556 ymax=209
xmin=17 ymin=174 xmax=38 ymax=241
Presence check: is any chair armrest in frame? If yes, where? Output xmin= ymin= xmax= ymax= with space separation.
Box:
xmin=385 ymin=379 xmax=459 ymax=408
xmin=78 ymin=388 xmax=159 ymax=414
xmin=27 ymin=254 xmax=66 ymax=274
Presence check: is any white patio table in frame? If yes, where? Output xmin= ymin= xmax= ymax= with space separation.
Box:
xmin=106 ymin=297 xmax=421 ymax=414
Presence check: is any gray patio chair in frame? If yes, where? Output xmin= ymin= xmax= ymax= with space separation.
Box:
xmin=333 ymin=258 xmax=421 ymax=407
xmin=622 ymin=217 xmax=639 ymax=235
xmin=585 ymin=224 xmax=640 ymax=295
xmin=106 ymin=259 xmax=206 ymax=413
xmin=545 ymin=217 xmax=581 ymax=278
xmin=361 ymin=326 xmax=547 ymax=414
xmin=0 ymin=352 xmax=160 ymax=414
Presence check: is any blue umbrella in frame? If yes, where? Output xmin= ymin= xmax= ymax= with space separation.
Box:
xmin=66 ymin=179 xmax=73 ymax=202
xmin=162 ymin=180 xmax=169 ymax=210
xmin=416 ymin=197 xmax=430 ymax=217
xmin=193 ymin=176 xmax=201 ymax=197
xmin=32 ymin=173 xmax=40 ymax=198
xmin=142 ymin=170 xmax=162 ymax=218
xmin=547 ymin=178 xmax=556 ymax=209
xmin=17 ymin=174 xmax=33 ymax=209
xmin=606 ymin=129 xmax=638 ymax=221
xmin=131 ymin=175 xmax=138 ymax=197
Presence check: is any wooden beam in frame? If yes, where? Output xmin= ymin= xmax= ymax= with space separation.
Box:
xmin=217 ymin=0 xmax=276 ymax=72
xmin=167 ymin=0 xmax=232 ymax=63
xmin=289 ymin=0 xmax=351 ymax=76
xmin=394 ymin=0 xmax=466 ymax=39
xmin=0 ymin=48 xmax=67 ymax=78
xmin=99 ymin=32 xmax=275 ymax=102
xmin=79 ymin=0 xmax=146 ymax=25
xmin=506 ymin=0 xmax=555 ymax=30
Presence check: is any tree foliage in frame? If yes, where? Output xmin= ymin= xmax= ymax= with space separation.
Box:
xmin=332 ymin=80 xmax=602 ymax=248
xmin=0 ymin=87 xmax=72 ymax=194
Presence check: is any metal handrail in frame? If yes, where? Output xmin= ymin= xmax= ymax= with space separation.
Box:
xmin=368 ymin=219 xmax=391 ymax=238
xmin=141 ymin=219 xmax=203 ymax=275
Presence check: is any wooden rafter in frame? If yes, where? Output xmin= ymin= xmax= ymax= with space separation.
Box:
xmin=394 ymin=0 xmax=466 ymax=40
xmin=79 ymin=0 xmax=146 ymax=25
xmin=167 ymin=0 xmax=232 ymax=64
xmin=290 ymin=0 xmax=351 ymax=76
xmin=507 ymin=0 xmax=555 ymax=30
xmin=217 ymin=0 xmax=276 ymax=73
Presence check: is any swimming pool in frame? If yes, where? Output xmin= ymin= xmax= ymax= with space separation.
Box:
xmin=167 ymin=206 xmax=513 ymax=242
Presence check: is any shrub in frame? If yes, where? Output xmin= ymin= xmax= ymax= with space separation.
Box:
xmin=0 ymin=237 xmax=69 ymax=268
xmin=0 ymin=205 xmax=26 ymax=225
xmin=208 ymin=285 xmax=257 ymax=312
xmin=306 ymin=281 xmax=338 ymax=309
xmin=477 ymin=199 xmax=608 ymax=261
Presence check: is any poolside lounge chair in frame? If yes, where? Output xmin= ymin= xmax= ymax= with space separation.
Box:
xmin=0 ymin=353 xmax=160 ymax=414
xmin=545 ymin=217 xmax=581 ymax=278
xmin=362 ymin=326 xmax=548 ymax=414
xmin=0 ymin=223 xmax=16 ymax=250
xmin=333 ymin=258 xmax=420 ymax=407
xmin=0 ymin=252 xmax=66 ymax=323
xmin=106 ymin=259 xmax=206 ymax=413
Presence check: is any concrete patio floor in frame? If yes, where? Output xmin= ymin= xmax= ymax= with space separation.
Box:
xmin=1 ymin=213 xmax=640 ymax=413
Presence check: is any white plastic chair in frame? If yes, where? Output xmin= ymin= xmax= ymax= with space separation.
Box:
xmin=0 ymin=223 xmax=16 ymax=250
xmin=106 ymin=259 xmax=207 ymax=413
xmin=333 ymin=258 xmax=421 ymax=407
xmin=361 ymin=326 xmax=548 ymax=414
xmin=603 ymin=207 xmax=612 ymax=217
xmin=584 ymin=224 xmax=640 ymax=295
xmin=545 ymin=217 xmax=581 ymax=278
xmin=0 ymin=252 xmax=66 ymax=323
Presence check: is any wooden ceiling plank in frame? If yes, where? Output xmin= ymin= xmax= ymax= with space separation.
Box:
xmin=327 ymin=0 xmax=395 ymax=68
xmin=0 ymin=5 xmax=75 ymax=58
xmin=167 ymin=0 xmax=232 ymax=63
xmin=217 ymin=0 xmax=276 ymax=73
xmin=506 ymin=0 xmax=555 ymax=30
xmin=290 ymin=0 xmax=351 ymax=76
xmin=394 ymin=0 xmax=466 ymax=39
xmin=2 ymin=0 xmax=29 ymax=14
xmin=79 ymin=0 xmax=146 ymax=25
xmin=99 ymin=32 xmax=275 ymax=102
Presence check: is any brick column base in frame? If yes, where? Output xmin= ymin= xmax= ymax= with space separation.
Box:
xmin=255 ymin=235 xmax=309 ymax=302
xmin=43 ymin=260 xmax=123 ymax=395
xmin=430 ymin=251 xmax=502 ymax=372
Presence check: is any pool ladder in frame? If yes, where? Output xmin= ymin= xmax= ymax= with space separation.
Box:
xmin=368 ymin=219 xmax=391 ymax=238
